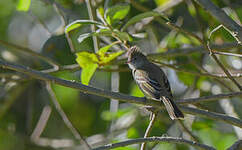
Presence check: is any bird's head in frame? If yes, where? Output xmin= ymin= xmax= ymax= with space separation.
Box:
xmin=126 ymin=46 xmax=148 ymax=69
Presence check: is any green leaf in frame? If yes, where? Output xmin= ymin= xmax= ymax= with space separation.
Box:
xmin=122 ymin=11 xmax=169 ymax=31
xmin=65 ymin=20 xmax=102 ymax=33
xmin=75 ymin=52 xmax=99 ymax=85
xmin=99 ymin=51 xmax=124 ymax=65
xmin=81 ymin=64 xmax=98 ymax=85
xmin=105 ymin=4 xmax=130 ymax=25
xmin=98 ymin=42 xmax=118 ymax=55
xmin=17 ymin=0 xmax=31 ymax=11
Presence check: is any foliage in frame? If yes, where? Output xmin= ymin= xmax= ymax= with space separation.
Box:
xmin=0 ymin=0 xmax=241 ymax=150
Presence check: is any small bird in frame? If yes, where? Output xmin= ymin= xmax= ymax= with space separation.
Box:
xmin=127 ymin=46 xmax=184 ymax=120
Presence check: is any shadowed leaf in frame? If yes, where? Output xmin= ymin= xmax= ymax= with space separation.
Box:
xmin=122 ymin=11 xmax=169 ymax=31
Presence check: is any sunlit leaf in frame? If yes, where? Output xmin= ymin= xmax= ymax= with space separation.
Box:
xmin=99 ymin=51 xmax=124 ymax=65
xmin=81 ymin=64 xmax=98 ymax=85
xmin=105 ymin=4 xmax=130 ymax=25
xmin=76 ymin=52 xmax=99 ymax=85
xmin=155 ymin=0 xmax=170 ymax=6
xmin=17 ymin=0 xmax=31 ymax=11
xmin=65 ymin=20 xmax=102 ymax=33
xmin=122 ymin=11 xmax=169 ymax=31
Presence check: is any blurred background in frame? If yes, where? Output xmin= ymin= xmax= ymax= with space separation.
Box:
xmin=0 ymin=0 xmax=241 ymax=150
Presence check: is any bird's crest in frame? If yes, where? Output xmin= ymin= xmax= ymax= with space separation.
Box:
xmin=127 ymin=46 xmax=144 ymax=58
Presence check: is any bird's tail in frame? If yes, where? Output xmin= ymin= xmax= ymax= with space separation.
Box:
xmin=161 ymin=96 xmax=184 ymax=120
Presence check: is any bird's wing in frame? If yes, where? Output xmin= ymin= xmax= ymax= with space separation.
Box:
xmin=133 ymin=69 xmax=161 ymax=100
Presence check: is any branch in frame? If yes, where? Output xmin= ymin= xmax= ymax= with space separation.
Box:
xmin=38 ymin=42 xmax=242 ymax=78
xmin=177 ymin=120 xmax=200 ymax=143
xmin=0 ymin=59 xmax=242 ymax=128
xmin=140 ymin=113 xmax=157 ymax=150
xmin=153 ymin=60 xmax=242 ymax=79
xmin=46 ymin=82 xmax=91 ymax=150
xmin=31 ymin=106 xmax=52 ymax=140
xmin=179 ymin=91 xmax=242 ymax=104
xmin=194 ymin=0 xmax=242 ymax=44
xmin=166 ymin=22 xmax=242 ymax=91
xmin=92 ymin=136 xmax=216 ymax=150
xmin=181 ymin=106 xmax=242 ymax=128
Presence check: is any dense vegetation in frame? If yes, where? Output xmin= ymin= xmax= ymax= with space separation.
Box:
xmin=0 ymin=0 xmax=241 ymax=150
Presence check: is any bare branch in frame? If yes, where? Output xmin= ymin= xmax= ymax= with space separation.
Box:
xmin=179 ymin=91 xmax=242 ymax=104
xmin=177 ymin=120 xmax=200 ymax=143
xmin=181 ymin=106 xmax=242 ymax=128
xmin=166 ymin=21 xmax=242 ymax=91
xmin=0 ymin=59 xmax=242 ymax=128
xmin=140 ymin=113 xmax=157 ymax=150
xmin=92 ymin=136 xmax=216 ymax=150
xmin=46 ymin=82 xmax=91 ymax=150
xmin=31 ymin=106 xmax=52 ymax=140
xmin=194 ymin=0 xmax=242 ymax=44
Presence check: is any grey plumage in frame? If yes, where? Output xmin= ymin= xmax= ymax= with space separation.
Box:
xmin=127 ymin=46 xmax=184 ymax=120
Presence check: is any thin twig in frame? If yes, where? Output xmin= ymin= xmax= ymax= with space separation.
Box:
xmin=166 ymin=22 xmax=242 ymax=91
xmin=179 ymin=91 xmax=242 ymax=104
xmin=210 ymin=52 xmax=242 ymax=91
xmin=92 ymin=136 xmax=216 ymax=150
xmin=181 ymin=106 xmax=242 ymax=128
xmin=153 ymin=60 xmax=242 ymax=79
xmin=0 ymin=60 xmax=242 ymax=128
xmin=140 ymin=113 xmax=157 ymax=150
xmin=31 ymin=105 xmax=52 ymax=141
xmin=46 ymin=82 xmax=91 ymax=150
xmin=194 ymin=0 xmax=242 ymax=44
xmin=177 ymin=120 xmax=200 ymax=143
xmin=212 ymin=51 xmax=242 ymax=57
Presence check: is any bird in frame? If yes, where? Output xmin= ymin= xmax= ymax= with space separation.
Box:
xmin=126 ymin=46 xmax=184 ymax=120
